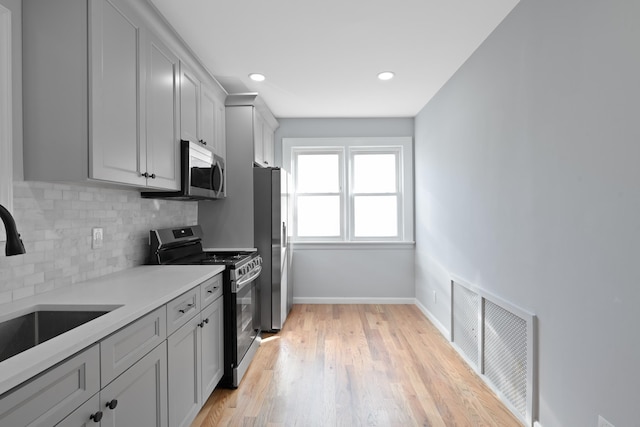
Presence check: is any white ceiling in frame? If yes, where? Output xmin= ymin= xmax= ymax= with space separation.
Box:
xmin=149 ymin=0 xmax=519 ymax=118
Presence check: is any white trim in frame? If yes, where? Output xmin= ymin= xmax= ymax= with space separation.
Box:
xmin=414 ymin=299 xmax=450 ymax=338
xmin=0 ymin=4 xmax=12 ymax=243
xmin=283 ymin=136 xmax=414 ymax=243
xmin=292 ymin=241 xmax=415 ymax=250
xmin=293 ymin=297 xmax=416 ymax=305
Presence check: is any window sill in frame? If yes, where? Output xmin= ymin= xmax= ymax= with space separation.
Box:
xmin=290 ymin=241 xmax=415 ymax=250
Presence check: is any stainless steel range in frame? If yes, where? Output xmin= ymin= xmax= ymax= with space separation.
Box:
xmin=150 ymin=225 xmax=262 ymax=388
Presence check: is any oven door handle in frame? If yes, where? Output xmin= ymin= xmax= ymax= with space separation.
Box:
xmin=235 ymin=265 xmax=262 ymax=292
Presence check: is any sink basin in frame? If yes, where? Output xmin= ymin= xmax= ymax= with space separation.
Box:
xmin=0 ymin=305 xmax=120 ymax=363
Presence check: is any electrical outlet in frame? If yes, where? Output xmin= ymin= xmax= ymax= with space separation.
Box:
xmin=598 ymin=415 xmax=615 ymax=427
xmin=92 ymin=227 xmax=103 ymax=249
xmin=432 ymin=290 xmax=437 ymax=304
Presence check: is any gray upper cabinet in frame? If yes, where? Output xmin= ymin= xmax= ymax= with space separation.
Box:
xmin=180 ymin=63 xmax=200 ymax=145
xmin=144 ymin=31 xmax=180 ymax=190
xmin=22 ymin=0 xmax=224 ymax=190
xmin=224 ymin=94 xmax=277 ymax=168
xmin=180 ymin=63 xmax=226 ymax=160
xmin=201 ymin=84 xmax=226 ymax=160
xmin=89 ymin=0 xmax=147 ymax=187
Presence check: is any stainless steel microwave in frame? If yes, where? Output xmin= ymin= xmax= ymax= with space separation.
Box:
xmin=142 ymin=140 xmax=225 ymax=201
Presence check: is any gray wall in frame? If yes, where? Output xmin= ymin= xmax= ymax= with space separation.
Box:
xmin=414 ymin=0 xmax=639 ymax=426
xmin=275 ymin=118 xmax=414 ymax=165
xmin=276 ymin=118 xmax=416 ymax=302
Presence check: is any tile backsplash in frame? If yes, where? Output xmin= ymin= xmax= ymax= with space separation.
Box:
xmin=0 ymin=181 xmax=198 ymax=304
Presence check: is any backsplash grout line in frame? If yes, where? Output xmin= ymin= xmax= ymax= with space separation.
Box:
xmin=0 ymin=181 xmax=198 ymax=303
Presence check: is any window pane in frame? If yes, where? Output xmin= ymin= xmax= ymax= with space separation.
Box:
xmin=353 ymin=153 xmax=396 ymax=193
xmin=354 ymin=195 xmax=398 ymax=237
xmin=297 ymin=195 xmax=341 ymax=237
xmin=297 ymin=154 xmax=340 ymax=193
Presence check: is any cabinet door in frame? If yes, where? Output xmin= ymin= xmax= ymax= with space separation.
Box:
xmin=180 ymin=63 xmax=199 ymax=143
xmin=253 ymin=108 xmax=265 ymax=166
xmin=55 ymin=394 xmax=101 ymax=427
xmin=145 ymin=31 xmax=180 ymax=190
xmin=200 ymin=84 xmax=216 ymax=152
xmin=100 ymin=342 xmax=168 ymax=427
xmin=167 ymin=316 xmax=202 ymax=427
xmin=89 ymin=0 xmax=146 ymax=186
xmin=214 ymin=96 xmax=226 ymax=161
xmin=200 ymin=297 xmax=224 ymax=400
xmin=263 ymin=122 xmax=275 ymax=166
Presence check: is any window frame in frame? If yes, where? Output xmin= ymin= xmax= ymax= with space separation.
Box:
xmin=284 ymin=137 xmax=414 ymax=244
xmin=349 ymin=146 xmax=403 ymax=241
xmin=291 ymin=147 xmax=345 ymax=242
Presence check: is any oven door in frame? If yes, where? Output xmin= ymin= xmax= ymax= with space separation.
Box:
xmin=234 ymin=265 xmax=261 ymax=362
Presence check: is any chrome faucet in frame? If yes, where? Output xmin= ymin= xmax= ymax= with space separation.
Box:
xmin=0 ymin=203 xmax=26 ymax=256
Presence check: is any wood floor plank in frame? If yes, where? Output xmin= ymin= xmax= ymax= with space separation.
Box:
xmin=193 ymin=304 xmax=522 ymax=426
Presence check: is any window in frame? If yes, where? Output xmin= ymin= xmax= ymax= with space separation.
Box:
xmin=284 ymin=137 xmax=413 ymax=243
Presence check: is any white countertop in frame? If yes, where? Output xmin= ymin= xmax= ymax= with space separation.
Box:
xmin=0 ymin=264 xmax=225 ymax=396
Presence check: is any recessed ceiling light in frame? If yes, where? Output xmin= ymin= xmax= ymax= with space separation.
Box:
xmin=377 ymin=71 xmax=395 ymax=81
xmin=249 ymin=73 xmax=266 ymax=82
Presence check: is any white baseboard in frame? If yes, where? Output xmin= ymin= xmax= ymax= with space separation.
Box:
xmin=293 ymin=297 xmax=416 ymax=305
xmin=414 ymin=299 xmax=450 ymax=339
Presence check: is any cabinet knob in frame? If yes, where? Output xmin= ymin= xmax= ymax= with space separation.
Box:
xmin=106 ymin=399 xmax=118 ymax=410
xmin=142 ymin=172 xmax=149 ymax=178
xmin=199 ymin=139 xmax=207 ymax=145
xmin=198 ymin=322 xmax=204 ymax=328
xmin=203 ymin=318 xmax=209 ymax=324
xmin=150 ymin=173 xmax=156 ymax=179
xmin=90 ymin=411 xmax=103 ymax=422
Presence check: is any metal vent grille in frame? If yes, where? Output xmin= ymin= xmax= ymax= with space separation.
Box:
xmin=450 ymin=277 xmax=536 ymax=426
xmin=483 ymin=299 xmax=528 ymax=419
xmin=452 ymin=282 xmax=479 ymax=365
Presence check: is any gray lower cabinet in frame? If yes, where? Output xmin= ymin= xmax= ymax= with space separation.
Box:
xmin=55 ymin=394 xmax=101 ymax=427
xmin=100 ymin=307 xmax=167 ymax=387
xmin=101 ymin=342 xmax=168 ymax=427
xmin=0 ymin=345 xmax=100 ymax=427
xmin=167 ymin=293 xmax=224 ymax=427
xmin=167 ymin=314 xmax=202 ymax=427
xmin=0 ymin=273 xmax=223 ymax=427
xmin=200 ymin=297 xmax=224 ymax=400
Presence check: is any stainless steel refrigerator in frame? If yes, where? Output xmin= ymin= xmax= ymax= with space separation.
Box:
xmin=254 ymin=167 xmax=292 ymax=332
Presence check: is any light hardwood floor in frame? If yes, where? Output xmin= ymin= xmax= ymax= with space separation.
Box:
xmin=192 ymin=304 xmax=522 ymax=426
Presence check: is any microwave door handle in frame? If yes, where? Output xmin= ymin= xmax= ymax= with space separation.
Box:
xmin=212 ymin=161 xmax=223 ymax=197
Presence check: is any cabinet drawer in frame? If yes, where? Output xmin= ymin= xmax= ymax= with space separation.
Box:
xmin=167 ymin=288 xmax=200 ymax=335
xmin=0 ymin=345 xmax=100 ymax=427
xmin=200 ymin=273 xmax=223 ymax=308
xmin=100 ymin=306 xmax=167 ymax=387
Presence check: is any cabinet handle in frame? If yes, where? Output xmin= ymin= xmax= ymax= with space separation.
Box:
xmin=179 ymin=303 xmax=194 ymax=314
xmin=199 ymin=139 xmax=207 ymax=145
xmin=106 ymin=399 xmax=118 ymax=410
xmin=90 ymin=411 xmax=103 ymax=422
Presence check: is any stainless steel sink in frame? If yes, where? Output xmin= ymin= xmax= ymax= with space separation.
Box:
xmin=0 ymin=305 xmax=120 ymax=363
